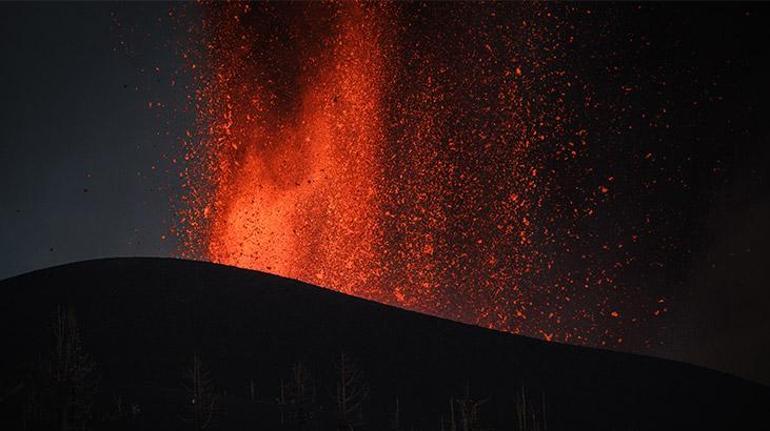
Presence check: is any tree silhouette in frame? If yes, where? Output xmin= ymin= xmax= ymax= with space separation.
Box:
xmin=333 ymin=352 xmax=368 ymax=431
xmin=277 ymin=361 xmax=319 ymax=430
xmin=19 ymin=306 xmax=99 ymax=430
xmin=390 ymin=397 xmax=400 ymax=431
xmin=35 ymin=306 xmax=98 ymax=431
xmin=180 ymin=354 xmax=219 ymax=431
xmin=513 ymin=386 xmax=548 ymax=431
xmin=448 ymin=384 xmax=488 ymax=431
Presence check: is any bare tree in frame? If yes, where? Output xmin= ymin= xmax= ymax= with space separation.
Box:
xmin=333 ymin=352 xmax=368 ymax=431
xmin=277 ymin=361 xmax=319 ymax=430
xmin=30 ymin=306 xmax=98 ymax=431
xmin=180 ymin=354 xmax=219 ymax=431
xmin=513 ymin=386 xmax=547 ymax=431
xmin=390 ymin=397 xmax=400 ymax=431
xmin=96 ymin=392 xmax=142 ymax=426
xmin=448 ymin=384 xmax=488 ymax=431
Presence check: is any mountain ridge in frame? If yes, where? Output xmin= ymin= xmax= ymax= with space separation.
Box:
xmin=0 ymin=257 xmax=767 ymax=430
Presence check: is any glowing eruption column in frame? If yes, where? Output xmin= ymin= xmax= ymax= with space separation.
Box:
xmin=181 ymin=2 xmax=661 ymax=347
xmin=206 ymin=4 xmax=385 ymax=298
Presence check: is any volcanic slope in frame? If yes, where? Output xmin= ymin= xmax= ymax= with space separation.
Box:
xmin=0 ymin=258 xmax=768 ymax=430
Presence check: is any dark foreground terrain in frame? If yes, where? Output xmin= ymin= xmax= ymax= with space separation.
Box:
xmin=0 ymin=258 xmax=768 ymax=430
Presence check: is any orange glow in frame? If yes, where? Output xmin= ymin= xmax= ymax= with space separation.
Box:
xmin=204 ymin=3 xmax=385 ymax=298
xmin=178 ymin=1 xmax=665 ymax=347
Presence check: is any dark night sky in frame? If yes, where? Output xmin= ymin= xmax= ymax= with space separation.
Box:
xmin=0 ymin=2 xmax=187 ymax=278
xmin=0 ymin=2 xmax=769 ymax=385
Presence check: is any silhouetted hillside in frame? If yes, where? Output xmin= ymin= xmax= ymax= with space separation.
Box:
xmin=0 ymin=258 xmax=768 ymax=430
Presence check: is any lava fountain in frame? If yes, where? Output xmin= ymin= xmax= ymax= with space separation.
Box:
xmin=201 ymin=3 xmax=387 ymax=299
xmin=179 ymin=1 xmax=667 ymax=348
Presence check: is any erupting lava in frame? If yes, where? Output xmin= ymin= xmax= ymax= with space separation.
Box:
xmin=178 ymin=2 xmax=668 ymax=348
xmin=203 ymin=3 xmax=386 ymax=298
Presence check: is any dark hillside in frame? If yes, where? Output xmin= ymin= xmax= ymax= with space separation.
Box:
xmin=0 ymin=258 xmax=767 ymax=430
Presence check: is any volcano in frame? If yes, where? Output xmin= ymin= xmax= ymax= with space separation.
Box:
xmin=0 ymin=258 xmax=768 ymax=430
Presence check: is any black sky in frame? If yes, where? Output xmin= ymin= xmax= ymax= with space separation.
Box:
xmin=0 ymin=2 xmax=769 ymax=385
xmin=0 ymin=2 xmax=187 ymax=279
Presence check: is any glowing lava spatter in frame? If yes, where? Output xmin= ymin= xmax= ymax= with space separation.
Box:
xmin=179 ymin=2 xmax=667 ymax=348
xmin=199 ymin=2 xmax=387 ymax=299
